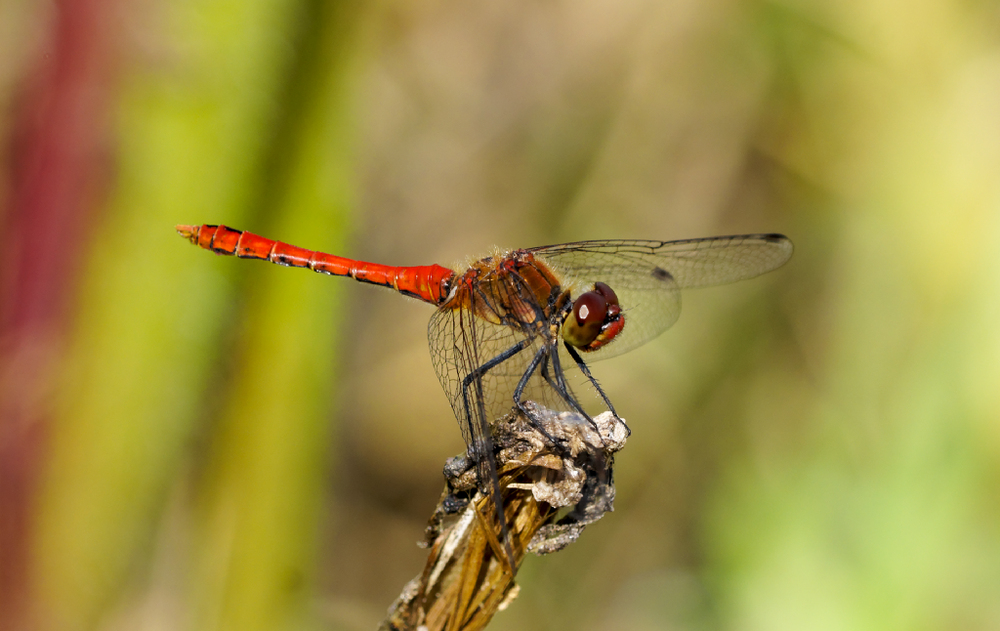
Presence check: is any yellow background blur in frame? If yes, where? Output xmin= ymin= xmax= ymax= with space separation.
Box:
xmin=2 ymin=0 xmax=999 ymax=630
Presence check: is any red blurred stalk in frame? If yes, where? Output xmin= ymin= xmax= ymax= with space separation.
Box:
xmin=0 ymin=0 xmax=118 ymax=626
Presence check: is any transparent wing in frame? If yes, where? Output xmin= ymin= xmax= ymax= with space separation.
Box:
xmin=427 ymin=293 xmax=573 ymax=567
xmin=530 ymin=234 xmax=792 ymax=360
xmin=428 ymin=306 xmax=563 ymax=453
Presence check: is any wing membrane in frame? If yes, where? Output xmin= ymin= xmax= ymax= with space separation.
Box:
xmin=530 ymin=234 xmax=792 ymax=360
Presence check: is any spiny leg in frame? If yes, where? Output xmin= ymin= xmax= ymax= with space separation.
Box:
xmin=535 ymin=345 xmax=611 ymax=483
xmin=563 ymin=342 xmax=630 ymax=438
xmin=541 ymin=345 xmax=613 ymax=451
xmin=537 ymin=348 xmax=592 ymax=424
xmin=509 ymin=346 xmax=569 ymax=450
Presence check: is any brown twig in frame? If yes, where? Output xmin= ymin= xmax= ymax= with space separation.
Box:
xmin=380 ymin=403 xmax=628 ymax=631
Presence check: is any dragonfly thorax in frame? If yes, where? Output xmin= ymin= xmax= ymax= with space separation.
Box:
xmin=447 ymin=249 xmax=565 ymax=330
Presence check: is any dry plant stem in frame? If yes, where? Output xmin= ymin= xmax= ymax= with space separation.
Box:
xmin=381 ymin=403 xmax=628 ymax=631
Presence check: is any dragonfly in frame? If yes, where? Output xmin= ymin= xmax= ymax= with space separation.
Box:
xmin=177 ymin=224 xmax=792 ymax=572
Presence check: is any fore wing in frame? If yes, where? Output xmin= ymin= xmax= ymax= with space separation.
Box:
xmin=530 ymin=234 xmax=793 ymax=360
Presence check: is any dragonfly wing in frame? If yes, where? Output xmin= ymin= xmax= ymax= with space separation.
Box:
xmin=430 ymin=308 xmax=537 ymax=448
xmin=531 ymin=234 xmax=792 ymax=361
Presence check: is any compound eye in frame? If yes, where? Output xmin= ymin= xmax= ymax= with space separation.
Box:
xmin=574 ymin=291 xmax=607 ymax=327
xmin=563 ymin=290 xmax=608 ymax=348
xmin=593 ymin=281 xmax=619 ymax=306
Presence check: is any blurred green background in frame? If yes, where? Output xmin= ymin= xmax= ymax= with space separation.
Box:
xmin=1 ymin=0 xmax=998 ymax=630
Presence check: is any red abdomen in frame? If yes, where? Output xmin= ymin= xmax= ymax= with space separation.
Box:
xmin=176 ymin=224 xmax=454 ymax=305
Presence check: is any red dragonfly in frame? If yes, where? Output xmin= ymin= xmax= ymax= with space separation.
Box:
xmin=177 ymin=224 xmax=792 ymax=570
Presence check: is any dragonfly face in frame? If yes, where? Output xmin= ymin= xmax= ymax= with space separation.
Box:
xmin=561 ymin=281 xmax=625 ymax=352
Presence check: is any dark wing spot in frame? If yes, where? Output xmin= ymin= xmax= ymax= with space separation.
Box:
xmin=762 ymin=233 xmax=788 ymax=242
xmin=651 ymin=267 xmax=673 ymax=282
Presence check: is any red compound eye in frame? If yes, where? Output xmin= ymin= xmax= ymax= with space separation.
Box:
xmin=594 ymin=281 xmax=618 ymax=306
xmin=563 ymin=289 xmax=608 ymax=348
xmin=574 ymin=291 xmax=607 ymax=327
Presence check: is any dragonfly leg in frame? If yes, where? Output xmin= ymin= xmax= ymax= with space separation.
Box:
xmin=536 ymin=351 xmax=592 ymax=427
xmin=563 ymin=342 xmax=630 ymax=438
xmin=510 ymin=346 xmax=570 ymax=450
xmin=542 ymin=346 xmax=614 ymax=451
xmin=536 ymin=347 xmax=611 ymax=485
xmin=459 ymin=337 xmax=535 ymax=459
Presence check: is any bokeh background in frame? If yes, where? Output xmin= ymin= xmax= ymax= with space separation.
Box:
xmin=2 ymin=0 xmax=999 ymax=629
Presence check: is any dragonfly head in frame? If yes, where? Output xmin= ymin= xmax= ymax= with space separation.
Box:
xmin=562 ymin=282 xmax=624 ymax=351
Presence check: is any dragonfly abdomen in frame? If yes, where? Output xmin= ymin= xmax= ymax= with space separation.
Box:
xmin=176 ymin=224 xmax=454 ymax=305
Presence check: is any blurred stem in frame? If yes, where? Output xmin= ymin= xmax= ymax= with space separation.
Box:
xmin=0 ymin=0 xmax=118 ymax=627
xmin=189 ymin=1 xmax=365 ymax=630
xmin=31 ymin=0 xmax=366 ymax=630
